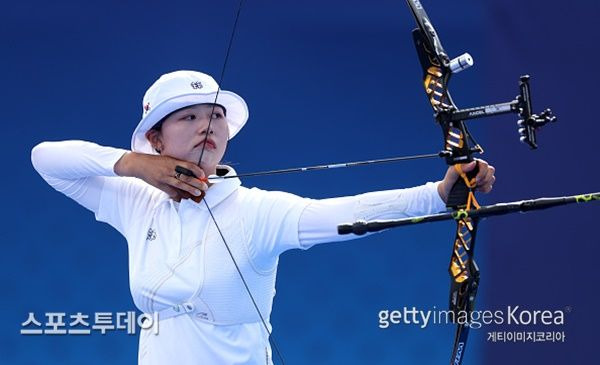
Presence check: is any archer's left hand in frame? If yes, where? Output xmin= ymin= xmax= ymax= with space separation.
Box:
xmin=437 ymin=159 xmax=496 ymax=204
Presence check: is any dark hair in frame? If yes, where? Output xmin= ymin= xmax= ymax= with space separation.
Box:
xmin=149 ymin=114 xmax=169 ymax=153
xmin=150 ymin=114 xmax=168 ymax=132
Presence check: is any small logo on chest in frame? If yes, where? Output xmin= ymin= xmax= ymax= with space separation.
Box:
xmin=146 ymin=228 xmax=157 ymax=241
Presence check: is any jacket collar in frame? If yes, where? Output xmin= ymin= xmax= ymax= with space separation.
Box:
xmin=178 ymin=165 xmax=241 ymax=210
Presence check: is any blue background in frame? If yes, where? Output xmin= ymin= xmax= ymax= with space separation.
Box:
xmin=2 ymin=0 xmax=599 ymax=364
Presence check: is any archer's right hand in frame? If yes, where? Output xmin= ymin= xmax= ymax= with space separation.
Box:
xmin=114 ymin=152 xmax=208 ymax=201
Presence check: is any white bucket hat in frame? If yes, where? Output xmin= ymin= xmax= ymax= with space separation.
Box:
xmin=131 ymin=70 xmax=249 ymax=154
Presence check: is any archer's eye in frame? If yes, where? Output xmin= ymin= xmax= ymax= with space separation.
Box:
xmin=183 ymin=114 xmax=197 ymax=121
xmin=211 ymin=112 xmax=224 ymax=120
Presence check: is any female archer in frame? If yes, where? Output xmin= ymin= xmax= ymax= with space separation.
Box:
xmin=31 ymin=70 xmax=495 ymax=364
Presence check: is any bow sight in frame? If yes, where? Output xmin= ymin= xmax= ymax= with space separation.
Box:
xmin=434 ymin=74 xmax=557 ymax=153
xmin=408 ymin=1 xmax=556 ymax=165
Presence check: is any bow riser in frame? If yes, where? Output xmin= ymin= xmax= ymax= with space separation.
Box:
xmin=411 ymin=27 xmax=479 ymax=168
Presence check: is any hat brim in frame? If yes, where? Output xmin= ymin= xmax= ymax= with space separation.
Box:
xmin=131 ymin=90 xmax=248 ymax=154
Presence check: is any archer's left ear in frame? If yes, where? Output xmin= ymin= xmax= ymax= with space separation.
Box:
xmin=145 ymin=129 xmax=163 ymax=154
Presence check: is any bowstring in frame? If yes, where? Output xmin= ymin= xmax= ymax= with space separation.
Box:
xmin=196 ymin=1 xmax=286 ymax=364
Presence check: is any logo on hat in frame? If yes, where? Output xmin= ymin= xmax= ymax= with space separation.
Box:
xmin=144 ymin=102 xmax=151 ymax=114
xmin=190 ymin=81 xmax=203 ymax=90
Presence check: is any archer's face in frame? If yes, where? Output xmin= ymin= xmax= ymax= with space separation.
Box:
xmin=155 ymin=104 xmax=229 ymax=172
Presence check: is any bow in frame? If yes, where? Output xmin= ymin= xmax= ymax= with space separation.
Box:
xmin=180 ymin=1 xmax=595 ymax=365
xmin=408 ymin=1 xmax=555 ymax=363
xmin=337 ymin=1 xmax=578 ymax=364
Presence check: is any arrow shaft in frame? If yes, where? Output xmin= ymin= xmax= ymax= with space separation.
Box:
xmin=203 ymin=151 xmax=447 ymax=182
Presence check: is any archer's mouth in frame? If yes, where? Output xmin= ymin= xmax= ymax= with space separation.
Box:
xmin=195 ymin=139 xmax=216 ymax=150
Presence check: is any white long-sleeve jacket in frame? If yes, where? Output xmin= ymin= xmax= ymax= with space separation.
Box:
xmin=31 ymin=140 xmax=446 ymax=365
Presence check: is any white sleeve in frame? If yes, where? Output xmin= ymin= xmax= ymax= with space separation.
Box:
xmin=31 ymin=140 xmax=155 ymax=237
xmin=31 ymin=140 xmax=128 ymax=213
xmin=298 ymin=181 xmax=447 ymax=249
xmin=243 ymin=188 xmax=311 ymax=260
